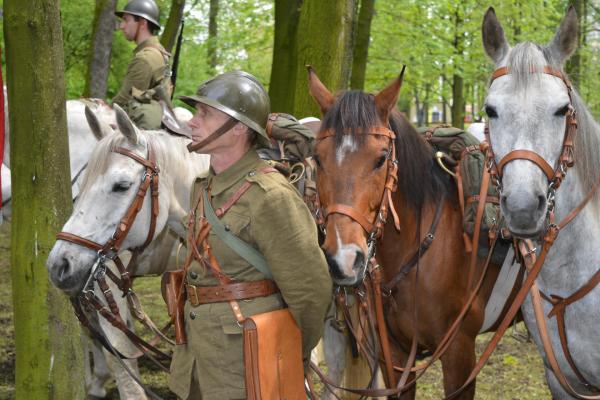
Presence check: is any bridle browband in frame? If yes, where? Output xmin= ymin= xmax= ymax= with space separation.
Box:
xmin=483 ymin=65 xmax=578 ymax=213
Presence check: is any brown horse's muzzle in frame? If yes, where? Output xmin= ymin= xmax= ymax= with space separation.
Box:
xmin=321 ymin=213 xmax=369 ymax=286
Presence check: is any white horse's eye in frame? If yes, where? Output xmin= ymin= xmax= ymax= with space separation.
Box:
xmin=554 ymin=104 xmax=570 ymax=117
xmin=112 ymin=181 xmax=133 ymax=192
xmin=485 ymin=105 xmax=498 ymax=118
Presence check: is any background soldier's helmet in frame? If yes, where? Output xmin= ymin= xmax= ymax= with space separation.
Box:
xmin=179 ymin=71 xmax=271 ymax=148
xmin=115 ymin=0 xmax=161 ymax=30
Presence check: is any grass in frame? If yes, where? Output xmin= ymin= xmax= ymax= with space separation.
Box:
xmin=0 ymin=220 xmax=551 ymax=399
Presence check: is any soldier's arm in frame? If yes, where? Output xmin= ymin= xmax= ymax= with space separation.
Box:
xmin=250 ymin=181 xmax=332 ymax=359
xmin=112 ymin=57 xmax=153 ymax=106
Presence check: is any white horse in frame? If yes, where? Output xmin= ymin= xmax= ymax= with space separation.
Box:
xmin=483 ymin=7 xmax=600 ymax=398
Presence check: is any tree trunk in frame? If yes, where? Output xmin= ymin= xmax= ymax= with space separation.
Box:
xmin=4 ymin=1 xmax=85 ymax=398
xmin=84 ymin=0 xmax=117 ymax=98
xmin=452 ymin=74 xmax=464 ymax=129
xmin=269 ymin=0 xmax=303 ymax=113
xmin=349 ymin=0 xmax=374 ymax=90
xmin=566 ymin=0 xmax=585 ymax=88
xmin=293 ymin=0 xmax=357 ymax=118
xmin=160 ymin=0 xmax=186 ymax=53
xmin=207 ymin=0 xmax=219 ymax=75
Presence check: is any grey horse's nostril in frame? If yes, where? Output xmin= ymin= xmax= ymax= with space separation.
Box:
xmin=57 ymin=257 xmax=71 ymax=283
xmin=501 ymin=195 xmax=507 ymax=208
xmin=537 ymin=195 xmax=546 ymax=212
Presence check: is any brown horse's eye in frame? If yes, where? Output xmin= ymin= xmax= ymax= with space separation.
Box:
xmin=374 ymin=155 xmax=386 ymax=170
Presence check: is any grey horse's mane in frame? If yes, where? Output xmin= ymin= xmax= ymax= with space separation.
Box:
xmin=506 ymin=42 xmax=600 ymax=205
xmin=78 ymin=129 xmax=170 ymax=199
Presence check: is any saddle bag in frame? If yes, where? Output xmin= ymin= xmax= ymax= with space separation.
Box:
xmin=243 ymin=309 xmax=306 ymax=400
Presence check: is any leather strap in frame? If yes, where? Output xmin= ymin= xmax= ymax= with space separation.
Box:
xmin=265 ymin=113 xmax=279 ymax=138
xmin=325 ymin=204 xmax=374 ymax=233
xmin=186 ymin=117 xmax=238 ymax=153
xmin=498 ymin=149 xmax=555 ymax=181
xmin=186 ymin=279 xmax=280 ymax=306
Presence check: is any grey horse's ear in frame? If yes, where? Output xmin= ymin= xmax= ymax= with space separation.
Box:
xmin=84 ymin=105 xmax=113 ymax=141
xmin=113 ymin=104 xmax=139 ymax=145
xmin=482 ymin=7 xmax=509 ymax=65
xmin=547 ymin=5 xmax=578 ymax=65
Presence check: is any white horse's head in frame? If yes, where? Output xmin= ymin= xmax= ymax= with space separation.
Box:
xmin=46 ymin=105 xmax=207 ymax=296
xmin=482 ymin=6 xmax=578 ymax=237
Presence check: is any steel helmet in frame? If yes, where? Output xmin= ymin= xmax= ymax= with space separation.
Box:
xmin=179 ymin=71 xmax=271 ymax=147
xmin=115 ymin=0 xmax=161 ymax=30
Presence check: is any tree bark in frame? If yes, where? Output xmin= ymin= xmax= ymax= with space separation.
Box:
xmin=4 ymin=1 xmax=85 ymax=398
xmin=293 ymin=0 xmax=357 ymax=118
xmin=160 ymin=0 xmax=186 ymax=53
xmin=84 ymin=0 xmax=117 ymax=98
xmin=207 ymin=0 xmax=219 ymax=75
xmin=451 ymin=8 xmax=465 ymax=129
xmin=269 ymin=0 xmax=303 ymax=113
xmin=350 ymin=0 xmax=374 ymax=90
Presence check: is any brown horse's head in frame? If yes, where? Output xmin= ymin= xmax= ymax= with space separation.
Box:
xmin=309 ymin=67 xmax=405 ymax=286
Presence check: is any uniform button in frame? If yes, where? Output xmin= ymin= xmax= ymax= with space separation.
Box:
xmin=248 ymin=171 xmax=256 ymax=177
xmin=189 ymin=311 xmax=196 ymax=320
xmin=189 ymin=271 xmax=198 ymax=279
xmin=224 ymin=224 xmax=231 ymax=231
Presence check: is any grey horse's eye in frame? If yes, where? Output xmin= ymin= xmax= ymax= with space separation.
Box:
xmin=112 ymin=181 xmax=132 ymax=192
xmin=485 ymin=105 xmax=498 ymax=118
xmin=554 ymin=104 xmax=570 ymax=117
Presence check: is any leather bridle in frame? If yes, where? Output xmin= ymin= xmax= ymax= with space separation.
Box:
xmin=483 ymin=66 xmax=578 ymax=213
xmin=314 ymin=126 xmax=401 ymax=248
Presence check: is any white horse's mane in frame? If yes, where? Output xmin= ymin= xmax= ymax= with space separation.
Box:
xmin=506 ymin=42 xmax=600 ymax=206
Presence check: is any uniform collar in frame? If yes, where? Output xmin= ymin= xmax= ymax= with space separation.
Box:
xmin=134 ymin=36 xmax=161 ymax=54
xmin=208 ymin=149 xmax=262 ymax=196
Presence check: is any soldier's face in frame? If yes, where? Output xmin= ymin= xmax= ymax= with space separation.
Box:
xmin=189 ymin=103 xmax=233 ymax=152
xmin=120 ymin=14 xmax=139 ymax=41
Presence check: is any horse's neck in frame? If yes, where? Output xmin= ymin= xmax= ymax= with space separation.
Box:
xmin=539 ymin=166 xmax=600 ymax=293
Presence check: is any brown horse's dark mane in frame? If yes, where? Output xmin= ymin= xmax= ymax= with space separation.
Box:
xmin=321 ymin=90 xmax=452 ymax=213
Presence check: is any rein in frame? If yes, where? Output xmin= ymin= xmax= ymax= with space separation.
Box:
xmin=55 ymin=142 xmax=173 ymax=379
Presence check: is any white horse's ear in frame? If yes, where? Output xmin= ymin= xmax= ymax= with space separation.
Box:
xmin=84 ymin=105 xmax=112 ymax=141
xmin=482 ymin=7 xmax=509 ymax=65
xmin=547 ymin=5 xmax=578 ymax=66
xmin=113 ymin=104 xmax=139 ymax=145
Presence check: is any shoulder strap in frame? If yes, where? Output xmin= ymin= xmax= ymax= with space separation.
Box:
xmin=203 ymin=187 xmax=273 ymax=279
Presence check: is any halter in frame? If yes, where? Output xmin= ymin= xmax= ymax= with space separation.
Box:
xmin=314 ymin=126 xmax=401 ymax=244
xmin=483 ymin=66 xmax=578 ymax=213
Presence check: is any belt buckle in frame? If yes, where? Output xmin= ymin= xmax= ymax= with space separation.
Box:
xmin=187 ymin=284 xmax=199 ymax=306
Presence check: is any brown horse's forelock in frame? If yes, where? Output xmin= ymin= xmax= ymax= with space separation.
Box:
xmin=321 ymin=90 xmax=452 ymax=213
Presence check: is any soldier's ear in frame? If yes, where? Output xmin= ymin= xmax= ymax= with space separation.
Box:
xmin=114 ymin=104 xmax=140 ymax=145
xmin=85 ymin=105 xmax=113 ymax=141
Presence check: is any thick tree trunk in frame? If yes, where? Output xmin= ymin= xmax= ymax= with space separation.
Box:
xmin=84 ymin=0 xmax=117 ymax=98
xmin=207 ymin=0 xmax=219 ymax=75
xmin=4 ymin=1 xmax=84 ymax=398
xmin=293 ymin=0 xmax=357 ymax=118
xmin=452 ymin=74 xmax=464 ymax=129
xmin=160 ymin=0 xmax=186 ymax=53
xmin=269 ymin=0 xmax=303 ymax=113
xmin=349 ymin=0 xmax=374 ymax=90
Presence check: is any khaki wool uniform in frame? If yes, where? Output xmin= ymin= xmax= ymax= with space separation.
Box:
xmin=113 ymin=36 xmax=170 ymax=130
xmin=169 ymin=149 xmax=332 ymax=400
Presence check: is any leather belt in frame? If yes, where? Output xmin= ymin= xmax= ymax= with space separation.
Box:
xmin=186 ymin=279 xmax=280 ymax=306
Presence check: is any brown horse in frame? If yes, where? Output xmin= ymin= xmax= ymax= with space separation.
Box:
xmin=308 ymin=70 xmax=512 ymax=399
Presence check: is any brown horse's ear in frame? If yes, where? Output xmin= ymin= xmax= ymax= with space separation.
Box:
xmin=307 ymin=65 xmax=335 ymax=115
xmin=374 ymin=66 xmax=406 ymax=123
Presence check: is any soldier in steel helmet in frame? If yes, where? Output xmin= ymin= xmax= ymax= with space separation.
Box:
xmin=113 ymin=0 xmax=172 ymax=130
xmin=168 ymin=71 xmax=332 ymax=399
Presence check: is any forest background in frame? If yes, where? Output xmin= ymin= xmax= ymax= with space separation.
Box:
xmin=3 ymin=0 xmax=599 ymax=127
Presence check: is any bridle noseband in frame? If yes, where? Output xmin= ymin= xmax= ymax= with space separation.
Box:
xmin=483 ymin=66 xmax=578 ymax=214
xmin=56 ymin=142 xmax=160 ymax=295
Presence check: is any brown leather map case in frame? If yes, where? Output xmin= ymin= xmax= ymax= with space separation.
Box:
xmin=243 ymin=308 xmax=306 ymax=400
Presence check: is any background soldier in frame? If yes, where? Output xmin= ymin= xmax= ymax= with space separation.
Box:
xmin=114 ymin=0 xmax=171 ymax=129
xmin=169 ymin=71 xmax=332 ymax=399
